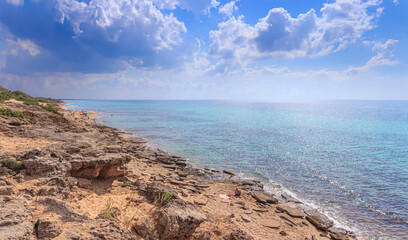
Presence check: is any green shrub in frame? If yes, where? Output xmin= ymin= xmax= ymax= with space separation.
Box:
xmin=0 ymin=158 xmax=23 ymax=171
xmin=154 ymin=192 xmax=173 ymax=205
xmin=41 ymin=104 xmax=60 ymax=115
xmin=0 ymin=108 xmax=35 ymax=120
xmin=101 ymin=197 xmax=114 ymax=218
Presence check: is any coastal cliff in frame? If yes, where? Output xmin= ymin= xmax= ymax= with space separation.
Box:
xmin=0 ymin=90 xmax=356 ymax=240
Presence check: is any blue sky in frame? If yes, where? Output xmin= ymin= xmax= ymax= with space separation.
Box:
xmin=0 ymin=0 xmax=407 ymax=100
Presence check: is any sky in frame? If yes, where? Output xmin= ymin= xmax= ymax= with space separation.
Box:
xmin=0 ymin=0 xmax=407 ymax=100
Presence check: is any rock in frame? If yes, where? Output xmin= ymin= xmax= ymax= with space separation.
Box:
xmin=279 ymin=231 xmax=287 ymax=236
xmin=0 ymin=185 xmax=13 ymax=195
xmin=76 ymin=178 xmax=91 ymax=189
xmin=156 ymin=199 xmax=207 ymax=239
xmin=263 ymin=221 xmax=281 ymax=229
xmin=194 ymin=183 xmax=209 ymax=188
xmin=305 ymin=210 xmax=334 ymax=231
xmin=154 ymin=175 xmax=165 ymax=181
xmin=253 ymin=208 xmax=268 ymax=213
xmin=89 ymin=219 xmax=135 ymax=240
xmin=252 ymin=191 xmax=278 ymax=204
xmin=177 ymin=171 xmax=189 ymax=177
xmin=143 ymin=182 xmax=179 ymax=203
xmin=192 ymin=230 xmax=211 ymax=240
xmin=330 ymin=232 xmax=349 ymax=240
xmin=36 ymin=218 xmax=63 ymax=239
xmin=276 ymin=205 xmax=305 ymax=218
xmin=194 ymin=199 xmax=207 ymax=206
xmin=224 ymin=229 xmax=254 ymax=240
xmin=24 ymin=147 xmax=42 ymax=158
xmin=23 ymin=157 xmax=70 ymax=177
xmin=132 ymin=218 xmax=150 ymax=237
xmin=69 ymin=154 xmax=131 ymax=179
xmin=281 ymin=193 xmax=303 ymax=203
xmin=180 ymin=189 xmax=189 ymax=197
xmin=329 ymin=227 xmax=350 ymax=240
xmin=223 ymin=170 xmax=235 ymax=175
xmin=0 ymin=196 xmax=34 ymax=240
xmin=241 ymin=214 xmax=251 ymax=222
xmin=105 ymin=145 xmax=122 ymax=153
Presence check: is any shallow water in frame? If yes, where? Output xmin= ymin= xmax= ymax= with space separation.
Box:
xmin=66 ymin=100 xmax=408 ymax=239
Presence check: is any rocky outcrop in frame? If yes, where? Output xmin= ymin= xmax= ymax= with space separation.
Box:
xmin=156 ymin=199 xmax=207 ymax=239
xmin=0 ymin=196 xmax=34 ymax=240
xmin=69 ymin=154 xmax=131 ymax=179
xmin=65 ymin=219 xmax=136 ymax=240
xmin=35 ymin=218 xmax=63 ymax=239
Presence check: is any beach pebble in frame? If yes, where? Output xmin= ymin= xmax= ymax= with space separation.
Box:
xmin=241 ymin=214 xmax=251 ymax=222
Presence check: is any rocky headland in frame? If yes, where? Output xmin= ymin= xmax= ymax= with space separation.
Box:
xmin=0 ymin=96 xmax=357 ymax=239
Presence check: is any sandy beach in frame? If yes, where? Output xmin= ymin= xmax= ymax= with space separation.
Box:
xmin=0 ymin=100 xmax=357 ymax=240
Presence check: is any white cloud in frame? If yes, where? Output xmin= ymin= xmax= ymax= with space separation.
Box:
xmin=153 ymin=0 xmax=220 ymax=14
xmin=393 ymin=0 xmax=398 ymax=5
xmin=208 ymin=0 xmax=384 ymax=73
xmin=346 ymin=39 xmax=398 ymax=74
xmin=219 ymin=1 xmax=238 ymax=17
xmin=4 ymin=39 xmax=40 ymax=56
xmin=56 ymin=0 xmax=186 ymax=50
xmin=6 ymin=0 xmax=23 ymax=6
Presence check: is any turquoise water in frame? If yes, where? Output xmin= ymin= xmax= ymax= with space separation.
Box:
xmin=66 ymin=100 xmax=408 ymax=239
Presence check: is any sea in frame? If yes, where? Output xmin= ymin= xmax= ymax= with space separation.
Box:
xmin=65 ymin=99 xmax=408 ymax=240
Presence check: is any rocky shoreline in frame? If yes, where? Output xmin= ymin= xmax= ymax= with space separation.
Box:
xmin=0 ymin=100 xmax=357 ymax=240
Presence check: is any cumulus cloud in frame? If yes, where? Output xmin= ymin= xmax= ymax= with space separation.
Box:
xmin=346 ymin=39 xmax=398 ymax=74
xmin=208 ymin=0 xmax=384 ymax=73
xmin=219 ymin=1 xmax=238 ymax=17
xmin=0 ymin=0 xmax=189 ymax=74
xmin=4 ymin=38 xmax=40 ymax=56
xmin=153 ymin=0 xmax=220 ymax=14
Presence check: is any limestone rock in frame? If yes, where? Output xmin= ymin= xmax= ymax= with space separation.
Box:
xmin=69 ymin=154 xmax=131 ymax=179
xmin=224 ymin=229 xmax=254 ymax=240
xmin=36 ymin=218 xmax=63 ymax=239
xmin=305 ymin=210 xmax=334 ymax=231
xmin=252 ymin=191 xmax=278 ymax=204
xmin=89 ymin=219 xmax=135 ymax=240
xmin=156 ymin=199 xmax=207 ymax=239
xmin=76 ymin=178 xmax=91 ymax=189
xmin=0 ymin=196 xmax=34 ymax=240
xmin=276 ymin=205 xmax=305 ymax=218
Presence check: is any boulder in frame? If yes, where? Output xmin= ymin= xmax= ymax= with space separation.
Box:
xmin=252 ymin=191 xmax=278 ymax=204
xmin=305 ymin=210 xmax=334 ymax=231
xmin=156 ymin=199 xmax=207 ymax=239
xmin=76 ymin=178 xmax=91 ymax=189
xmin=276 ymin=205 xmax=305 ymax=218
xmin=36 ymin=218 xmax=63 ymax=239
xmin=142 ymin=182 xmax=179 ymax=203
xmin=89 ymin=219 xmax=135 ymax=240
